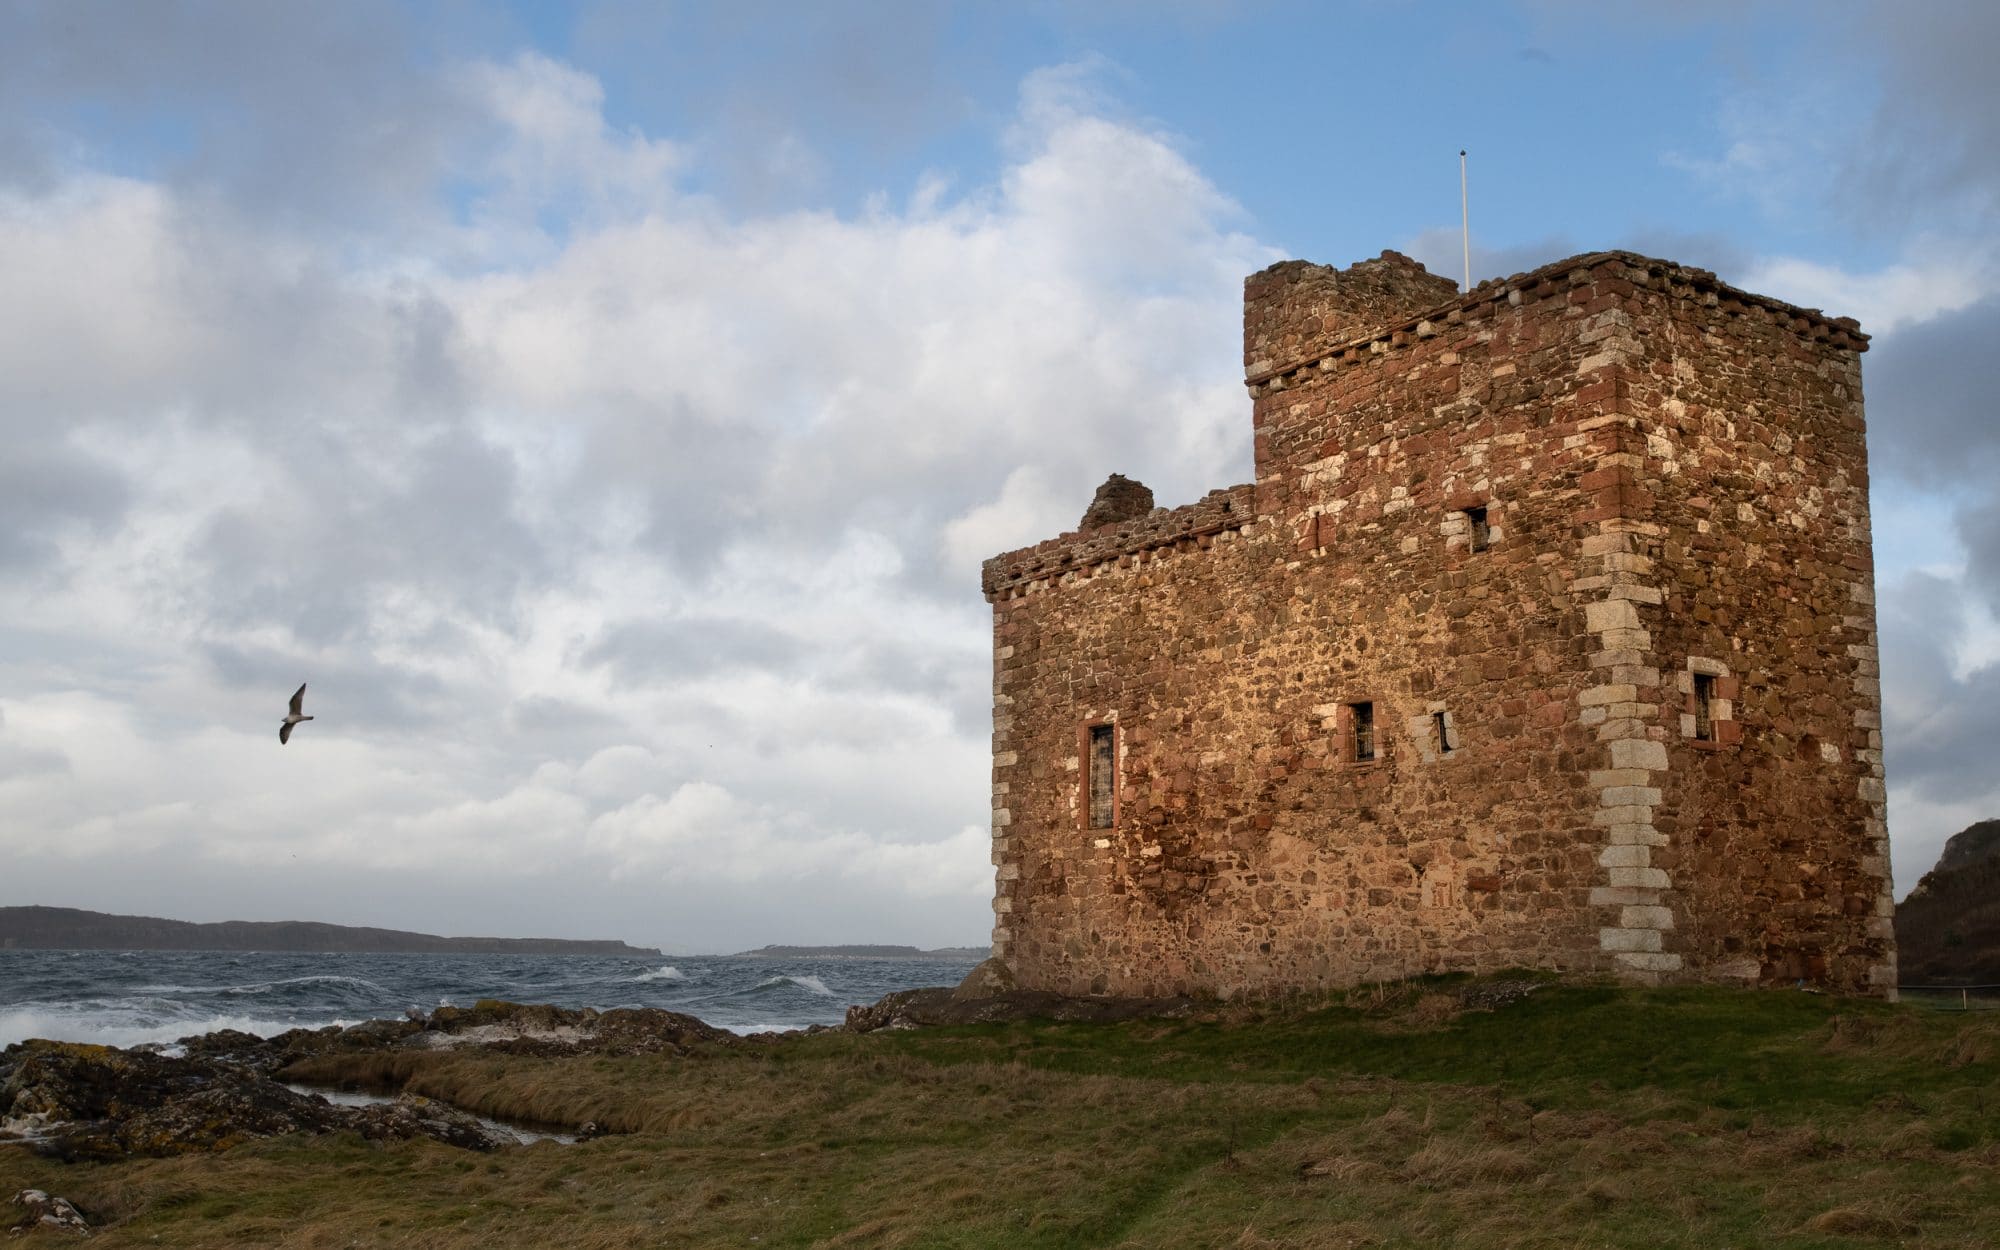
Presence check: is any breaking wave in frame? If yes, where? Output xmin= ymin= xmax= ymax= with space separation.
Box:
xmin=1 ymin=949 xmax=982 ymax=1044
xmin=0 ymin=1006 xmax=359 ymax=1051
xmin=755 ymin=974 xmax=835 ymax=997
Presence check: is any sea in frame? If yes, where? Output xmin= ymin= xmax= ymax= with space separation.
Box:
xmin=0 ymin=949 xmax=984 ymax=1050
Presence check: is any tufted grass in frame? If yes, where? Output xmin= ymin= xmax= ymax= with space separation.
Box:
xmin=4 ymin=979 xmax=1999 ymax=1248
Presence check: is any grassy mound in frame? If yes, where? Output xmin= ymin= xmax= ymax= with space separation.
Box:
xmin=4 ymin=978 xmax=1997 ymax=1247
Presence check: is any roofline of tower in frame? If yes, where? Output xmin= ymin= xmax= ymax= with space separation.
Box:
xmin=1242 ymin=248 xmax=1871 ymax=390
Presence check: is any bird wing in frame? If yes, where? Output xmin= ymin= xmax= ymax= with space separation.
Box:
xmin=289 ymin=683 xmax=308 ymax=716
xmin=280 ymin=721 xmax=294 ymax=745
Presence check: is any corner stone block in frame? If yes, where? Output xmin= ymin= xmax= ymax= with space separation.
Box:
xmin=1596 ymin=627 xmax=1653 ymax=651
xmin=1579 ymin=684 xmax=1638 ymax=707
xmin=1620 ymin=905 xmax=1674 ymax=929
xmin=1608 ymin=738 xmax=1668 ymax=771
xmin=1592 ymin=804 xmax=1656 ymax=827
xmin=1599 ymin=786 xmax=1663 ymax=808
xmin=1607 ymin=865 xmax=1671 ymax=889
xmin=1588 ymin=769 xmax=1655 ymax=788
xmin=1613 ymin=952 xmax=1683 ymax=972
xmin=1584 ymin=600 xmax=1641 ymax=632
xmin=1599 ymin=927 xmax=1663 ymax=953
xmin=1603 ymin=824 xmax=1669 ymax=847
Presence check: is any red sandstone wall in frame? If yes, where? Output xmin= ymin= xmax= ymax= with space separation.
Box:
xmin=1614 ymin=261 xmax=1895 ymax=992
xmin=992 ymin=258 xmax=1649 ymax=996
xmin=985 ymin=249 xmax=1895 ymax=999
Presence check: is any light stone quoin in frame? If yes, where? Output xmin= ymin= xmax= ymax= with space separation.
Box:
xmin=978 ymin=246 xmax=1895 ymax=1000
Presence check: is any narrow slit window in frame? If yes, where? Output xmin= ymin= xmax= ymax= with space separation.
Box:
xmin=1464 ymin=505 xmax=1489 ymax=553
xmin=1351 ymin=702 xmax=1376 ymax=762
xmin=1692 ymin=674 xmax=1716 ymax=742
xmin=1433 ymin=710 xmax=1453 ymax=754
xmin=1087 ymin=723 xmax=1116 ymax=829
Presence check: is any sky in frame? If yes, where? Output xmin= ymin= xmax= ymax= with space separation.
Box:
xmin=1 ymin=1 xmax=1996 ymax=954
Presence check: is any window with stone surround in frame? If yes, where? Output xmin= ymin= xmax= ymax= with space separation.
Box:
xmin=1345 ymin=701 xmax=1376 ymax=763
xmin=1085 ymin=722 xmax=1117 ymax=829
xmin=1433 ymin=710 xmax=1455 ymax=754
xmin=1464 ymin=505 xmax=1489 ymax=553
xmin=1680 ymin=658 xmax=1739 ymax=747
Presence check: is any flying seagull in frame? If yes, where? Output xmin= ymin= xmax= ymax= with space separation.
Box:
xmin=280 ymin=683 xmax=313 ymax=745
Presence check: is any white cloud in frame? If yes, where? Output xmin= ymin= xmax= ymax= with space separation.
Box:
xmin=1738 ymin=246 xmax=1994 ymax=336
xmin=0 ymin=55 xmax=1266 ymax=949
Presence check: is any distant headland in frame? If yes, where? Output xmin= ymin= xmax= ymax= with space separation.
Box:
xmin=0 ymin=906 xmax=661 ymax=957
xmin=730 ymin=944 xmax=988 ymax=962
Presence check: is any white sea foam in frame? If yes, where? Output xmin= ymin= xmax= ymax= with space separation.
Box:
xmin=0 ymin=1007 xmax=348 ymax=1051
xmin=631 ymin=965 xmax=685 ymax=982
xmin=755 ymin=974 xmax=835 ymax=997
xmin=132 ymin=975 xmax=392 ymax=998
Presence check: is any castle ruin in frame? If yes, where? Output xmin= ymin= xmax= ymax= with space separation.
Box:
xmin=981 ymin=248 xmax=1897 ymax=997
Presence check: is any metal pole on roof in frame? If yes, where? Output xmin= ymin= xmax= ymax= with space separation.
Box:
xmin=1460 ymin=149 xmax=1471 ymax=292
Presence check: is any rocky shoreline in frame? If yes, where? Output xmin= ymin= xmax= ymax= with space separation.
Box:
xmin=0 ymin=1000 xmax=742 ymax=1165
xmin=2 ymin=962 xmax=1203 ymax=1179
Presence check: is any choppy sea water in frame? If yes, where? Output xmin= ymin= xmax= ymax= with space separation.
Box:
xmin=0 ymin=949 xmax=983 ymax=1049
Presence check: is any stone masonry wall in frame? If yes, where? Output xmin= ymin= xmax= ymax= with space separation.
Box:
xmin=984 ymin=248 xmax=1894 ymax=999
xmin=1608 ymin=258 xmax=1895 ymax=992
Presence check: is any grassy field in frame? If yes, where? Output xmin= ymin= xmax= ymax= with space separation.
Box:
xmin=5 ymin=977 xmax=1999 ymax=1248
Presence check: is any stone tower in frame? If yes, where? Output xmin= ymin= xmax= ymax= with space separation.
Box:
xmin=981 ymin=248 xmax=1895 ymax=997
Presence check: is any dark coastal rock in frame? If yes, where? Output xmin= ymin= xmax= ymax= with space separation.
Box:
xmin=951 ymin=957 xmax=1017 ymax=1001
xmin=845 ymin=987 xmax=1198 ymax=1033
xmin=0 ymin=1040 xmax=510 ymax=1161
xmin=9 ymin=1188 xmax=90 ymax=1236
xmin=370 ymin=1094 xmax=516 ymax=1152
xmin=176 ymin=1000 xmax=735 ymax=1073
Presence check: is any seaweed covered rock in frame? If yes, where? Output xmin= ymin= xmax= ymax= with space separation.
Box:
xmin=174 ymin=1000 xmax=735 ymax=1071
xmin=0 ymin=1040 xmax=510 ymax=1161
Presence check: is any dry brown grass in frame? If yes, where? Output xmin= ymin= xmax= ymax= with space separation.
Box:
xmin=5 ymin=984 xmax=1999 ymax=1247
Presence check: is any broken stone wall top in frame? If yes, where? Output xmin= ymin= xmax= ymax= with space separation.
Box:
xmin=983 ymin=484 xmax=1254 ymax=599
xmin=1079 ymin=473 xmax=1157 ymax=531
xmin=1243 ymin=250 xmax=1462 ymax=377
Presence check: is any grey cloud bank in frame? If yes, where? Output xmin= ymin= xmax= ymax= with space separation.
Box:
xmin=1 ymin=3 xmax=1997 ymax=949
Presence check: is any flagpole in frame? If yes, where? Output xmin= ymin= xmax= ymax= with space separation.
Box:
xmin=1459 ymin=149 xmax=1471 ymax=292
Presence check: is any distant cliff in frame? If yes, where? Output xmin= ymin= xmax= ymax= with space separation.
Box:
xmin=0 ymin=906 xmax=661 ymax=957
xmin=730 ymin=944 xmax=988 ymax=962
xmin=1895 ymin=820 xmax=2000 ymax=984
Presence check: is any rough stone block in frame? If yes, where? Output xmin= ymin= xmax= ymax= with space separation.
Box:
xmin=1588 ymin=769 xmax=1654 ymax=788
xmin=1609 ymin=739 xmax=1668 ymax=771
xmin=1607 ymin=865 xmax=1671 ymax=889
xmin=1599 ymin=926 xmax=1663 ymax=952
xmin=1614 ymin=952 xmax=1683 ymax=972
xmin=1584 ymin=600 xmax=1641 ymax=632
xmin=1579 ymin=684 xmax=1638 ymax=707
xmin=1590 ymin=886 xmax=1661 ymax=907
xmin=1600 ymin=786 xmax=1663 ymax=808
